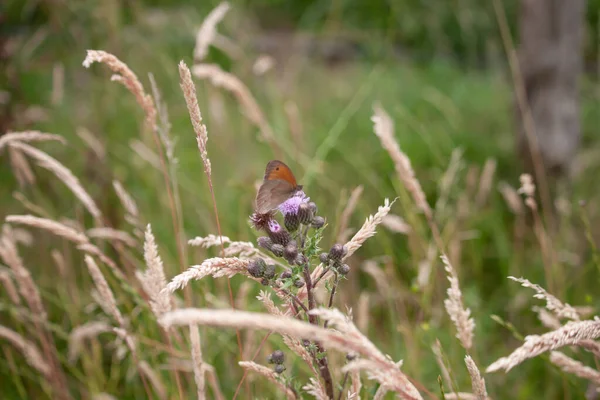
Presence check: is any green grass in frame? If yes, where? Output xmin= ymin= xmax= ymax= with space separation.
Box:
xmin=1 ymin=2 xmax=600 ymax=399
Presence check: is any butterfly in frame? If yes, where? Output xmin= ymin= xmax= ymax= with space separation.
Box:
xmin=255 ymin=160 xmax=302 ymax=214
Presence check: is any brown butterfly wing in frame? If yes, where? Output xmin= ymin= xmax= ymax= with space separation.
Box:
xmin=264 ymin=160 xmax=297 ymax=187
xmin=255 ymin=179 xmax=295 ymax=214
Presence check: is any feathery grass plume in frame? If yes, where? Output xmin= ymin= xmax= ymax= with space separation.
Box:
xmin=497 ymin=181 xmax=524 ymax=214
xmin=6 ymin=215 xmax=88 ymax=244
xmin=160 ymin=307 xmax=422 ymax=399
xmin=0 ymin=227 xmax=45 ymax=318
xmin=372 ymin=104 xmax=432 ymax=219
xmin=381 ymin=214 xmax=411 ymax=234
xmin=67 ymin=321 xmax=111 ymax=362
xmin=165 ymin=257 xmax=250 ymax=293
xmin=532 ymin=306 xmax=561 ymax=329
xmin=194 ymin=2 xmax=230 ymax=61
xmin=238 ymin=361 xmax=297 ymax=399
xmin=464 ymin=355 xmax=487 ymax=400
xmin=190 ymin=325 xmax=206 ymax=400
xmin=303 ymin=377 xmax=328 ymax=399
xmin=179 ymin=60 xmax=212 ymax=176
xmin=87 ymin=228 xmax=137 ymax=247
xmin=445 ymin=393 xmax=486 ymax=400
xmin=188 ymin=234 xmax=231 ymax=248
xmin=348 ymin=368 xmax=362 ymax=400
xmin=336 ymin=185 xmax=364 ymax=243
xmin=0 ymin=325 xmax=51 ymax=379
xmin=550 ymin=351 xmax=600 ymax=385
xmin=487 ymin=319 xmax=600 ymax=372
xmin=8 ymin=146 xmax=36 ymax=186
xmin=0 ymin=267 xmax=21 ymax=305
xmin=84 ymin=255 xmax=125 ymax=326
xmin=0 ymin=131 xmax=66 ymax=151
xmin=76 ymin=127 xmax=106 ymax=160
xmin=343 ymin=198 xmax=396 ymax=260
xmin=442 ymin=254 xmax=475 ymax=350
xmin=9 ymin=142 xmax=102 ymax=222
xmin=112 ymin=180 xmax=141 ymax=228
xmin=475 ymin=158 xmax=497 ymax=206
xmin=82 ymin=50 xmax=156 ymax=128
xmin=509 ymin=276 xmax=579 ymax=320
xmin=139 ymin=224 xmax=172 ymax=320
xmin=191 ymin=63 xmax=275 ymax=145
xmin=372 ymin=386 xmax=389 ymax=400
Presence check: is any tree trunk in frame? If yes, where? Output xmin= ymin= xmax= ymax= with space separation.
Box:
xmin=517 ymin=0 xmax=586 ymax=177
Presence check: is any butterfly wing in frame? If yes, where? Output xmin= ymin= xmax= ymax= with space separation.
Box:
xmin=255 ymin=179 xmax=295 ymax=214
xmin=264 ymin=160 xmax=297 ymax=187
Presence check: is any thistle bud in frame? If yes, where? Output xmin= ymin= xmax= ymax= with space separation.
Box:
xmin=271 ymin=244 xmax=284 ymax=257
xmin=280 ymin=270 xmax=292 ymax=280
xmin=319 ymin=252 xmax=329 ymax=264
xmin=264 ymin=264 xmax=276 ymax=280
xmin=295 ymin=254 xmax=307 ymax=266
xmin=294 ymin=279 xmax=305 ymax=288
xmin=284 ymin=213 xmax=300 ymax=232
xmin=338 ymin=263 xmax=350 ymax=275
xmin=308 ymin=202 xmax=318 ymax=214
xmin=297 ymin=202 xmax=313 ymax=224
xmin=261 ymin=278 xmax=269 ymax=286
xmin=257 ymin=236 xmax=273 ymax=251
xmin=268 ymin=229 xmax=291 ymax=246
xmin=328 ymin=244 xmax=346 ymax=261
xmin=269 ymin=350 xmax=285 ymax=364
xmin=311 ymin=216 xmax=325 ymax=228
xmin=247 ymin=259 xmax=265 ymax=278
xmin=284 ymin=243 xmax=298 ymax=263
xmin=274 ymin=364 xmax=286 ymax=374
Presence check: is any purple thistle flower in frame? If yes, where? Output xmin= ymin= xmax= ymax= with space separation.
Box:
xmin=268 ymin=219 xmax=282 ymax=233
xmin=278 ymin=191 xmax=310 ymax=216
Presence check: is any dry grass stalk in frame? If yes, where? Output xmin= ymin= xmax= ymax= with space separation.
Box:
xmin=432 ymin=339 xmax=452 ymax=390
xmin=67 ymin=321 xmax=111 ymax=362
xmin=179 ymin=61 xmax=212 ymax=176
xmin=8 ymin=146 xmax=36 ymax=186
xmin=161 ymin=307 xmax=423 ymax=399
xmin=138 ymin=361 xmax=167 ymax=400
xmin=83 ymin=50 xmax=156 ymax=128
xmin=194 ymin=2 xmax=230 ymax=61
xmin=475 ymin=158 xmax=497 ymax=206
xmin=509 ymin=276 xmax=579 ymax=320
xmin=238 ymin=361 xmax=296 ymax=399
xmin=0 ymin=267 xmax=21 ymax=305
xmin=356 ymin=292 xmax=370 ymax=334
xmin=372 ymin=385 xmax=389 ymax=400
xmin=76 ymin=127 xmax=106 ymax=160
xmin=435 ymin=148 xmax=464 ymax=215
xmin=532 ymin=306 xmax=561 ymax=330
xmin=0 ymin=227 xmax=46 ymax=318
xmin=189 ymin=234 xmax=231 ymax=248
xmin=372 ymin=104 xmax=432 ymax=219
xmin=381 ymin=214 xmax=411 ymax=234
xmin=344 ymin=198 xmax=395 ymax=260
xmin=139 ymin=225 xmax=172 ymax=320
xmin=336 ymin=185 xmax=364 ymax=243
xmin=91 ymin=394 xmax=116 ymax=400
xmin=112 ymin=180 xmax=140 ymax=228
xmin=0 ymin=131 xmax=66 ymax=151
xmin=192 ymin=63 xmax=275 ymax=145
xmin=84 ymin=255 xmax=125 ymax=326
xmin=487 ymin=319 xmax=600 ymax=372
xmin=9 ymin=142 xmax=102 ymax=222
xmin=87 ymin=227 xmax=137 ymax=247
xmin=442 ymin=255 xmax=475 ymax=350
xmin=0 ymin=324 xmax=51 ymax=379
xmin=303 ymin=377 xmax=328 ymax=399
xmin=348 ymin=368 xmax=362 ymax=400
xmin=6 ymin=215 xmax=88 ymax=244
xmin=464 ymin=355 xmax=487 ymax=400
xmin=550 ymin=351 xmax=600 ymax=385
xmin=189 ymin=325 xmax=206 ymax=400
xmin=445 ymin=393 xmax=487 ymax=400
xmin=497 ymin=181 xmax=524 ymax=214
xmin=130 ymin=139 xmax=162 ymax=169
xmin=165 ymin=257 xmax=250 ymax=293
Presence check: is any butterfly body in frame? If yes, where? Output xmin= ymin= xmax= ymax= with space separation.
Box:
xmin=255 ymin=160 xmax=301 ymax=214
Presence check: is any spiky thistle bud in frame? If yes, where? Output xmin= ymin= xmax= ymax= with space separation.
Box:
xmin=284 ymin=212 xmax=300 ymax=232
xmin=295 ymin=254 xmax=307 ymax=266
xmin=247 ymin=259 xmax=266 ymax=278
xmin=271 ymin=244 xmax=284 ymax=257
xmin=264 ymin=264 xmax=276 ymax=280
xmin=328 ymin=244 xmax=346 ymax=261
xmin=294 ymin=279 xmax=305 ymax=288
xmin=280 ymin=270 xmax=292 ymax=280
xmin=274 ymin=364 xmax=286 ymax=374
xmin=261 ymin=278 xmax=269 ymax=286
xmin=257 ymin=236 xmax=274 ymax=251
xmin=284 ymin=243 xmax=298 ymax=264
xmin=319 ymin=252 xmax=329 ymax=264
xmin=308 ymin=202 xmax=318 ymax=214
xmin=297 ymin=202 xmax=313 ymax=224
xmin=269 ymin=350 xmax=285 ymax=364
xmin=311 ymin=216 xmax=325 ymax=228
xmin=338 ymin=263 xmax=350 ymax=275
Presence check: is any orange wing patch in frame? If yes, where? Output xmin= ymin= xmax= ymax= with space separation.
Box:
xmin=264 ymin=160 xmax=297 ymax=187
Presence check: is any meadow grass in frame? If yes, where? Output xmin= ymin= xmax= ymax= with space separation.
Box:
xmin=1 ymin=2 xmax=600 ymax=399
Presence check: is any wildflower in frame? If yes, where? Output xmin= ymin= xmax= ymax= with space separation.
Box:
xmin=278 ymin=191 xmax=309 ymax=216
xmin=267 ymin=220 xmax=291 ymax=246
xmin=250 ymin=211 xmax=275 ymax=231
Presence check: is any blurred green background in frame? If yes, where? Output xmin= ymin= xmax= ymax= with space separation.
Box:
xmin=1 ymin=0 xmax=600 ymax=399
